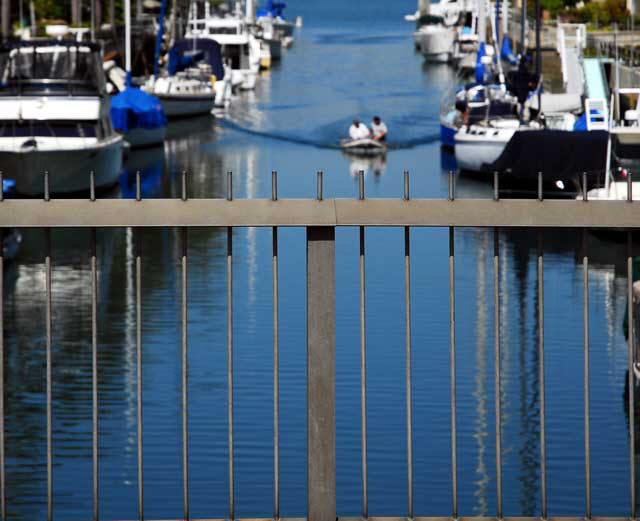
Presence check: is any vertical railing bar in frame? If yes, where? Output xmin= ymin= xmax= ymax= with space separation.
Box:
xmin=90 ymin=171 xmax=96 ymax=202
xmin=273 ymin=225 xmax=279 ymax=521
xmin=0 ymin=172 xmax=4 ymax=202
xmin=45 ymin=225 xmax=53 ymax=521
xmin=0 ymin=228 xmax=4 ymax=521
xmin=449 ymin=227 xmax=457 ymax=520
xmin=404 ymin=226 xmax=413 ymax=519
xmin=583 ymin=172 xmax=588 ymax=202
xmin=628 ymin=230 xmax=636 ymax=520
xmin=629 ymin=171 xmax=634 ymax=202
xmin=91 ymin=227 xmax=99 ymax=521
xmin=538 ymin=229 xmax=547 ymax=520
xmin=44 ymin=171 xmax=50 ymax=202
xmin=538 ymin=172 xmax=543 ymax=202
xmin=448 ymin=171 xmax=454 ymax=201
xmin=182 ymin=226 xmax=189 ymax=521
xmin=227 ymin=226 xmax=234 ymax=520
xmin=404 ymin=170 xmax=410 ymax=201
xmin=583 ymin=228 xmax=591 ymax=520
xmin=181 ymin=171 xmax=187 ymax=202
xmin=136 ymin=171 xmax=141 ymax=202
xmin=359 ymin=171 xmax=365 ymax=200
xmin=227 ymin=172 xmax=233 ymax=202
xmin=494 ymin=227 xmax=502 ymax=521
xmin=136 ymin=227 xmax=144 ymax=521
xmin=317 ymin=171 xmax=323 ymax=201
xmin=360 ymin=225 xmax=368 ymax=519
xmin=493 ymin=172 xmax=499 ymax=202
xmin=272 ymin=171 xmax=278 ymax=202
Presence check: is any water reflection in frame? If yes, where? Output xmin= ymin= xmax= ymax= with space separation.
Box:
xmin=344 ymin=153 xmax=387 ymax=179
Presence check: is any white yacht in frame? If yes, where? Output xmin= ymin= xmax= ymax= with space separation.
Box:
xmin=0 ymin=41 xmax=123 ymax=195
xmin=415 ymin=23 xmax=456 ymax=62
xmin=186 ymin=1 xmax=261 ymax=91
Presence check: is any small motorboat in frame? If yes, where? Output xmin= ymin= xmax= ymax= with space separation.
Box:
xmin=340 ymin=138 xmax=387 ymax=157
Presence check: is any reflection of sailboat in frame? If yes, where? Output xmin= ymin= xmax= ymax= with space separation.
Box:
xmin=345 ymin=153 xmax=387 ymax=179
xmin=473 ymin=229 xmax=490 ymax=515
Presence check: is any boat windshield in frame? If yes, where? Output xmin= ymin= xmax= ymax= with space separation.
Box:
xmin=0 ymin=42 xmax=105 ymax=96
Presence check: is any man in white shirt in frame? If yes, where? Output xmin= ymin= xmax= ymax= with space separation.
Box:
xmin=349 ymin=118 xmax=370 ymax=140
xmin=370 ymin=116 xmax=388 ymax=141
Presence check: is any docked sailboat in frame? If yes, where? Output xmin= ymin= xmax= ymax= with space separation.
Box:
xmin=186 ymin=1 xmax=261 ymax=91
xmin=0 ymin=41 xmax=124 ymax=195
xmin=110 ymin=0 xmax=167 ymax=148
xmin=142 ymin=39 xmax=227 ymax=116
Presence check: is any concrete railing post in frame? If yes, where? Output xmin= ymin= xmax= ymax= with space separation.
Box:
xmin=306 ymin=226 xmax=336 ymax=521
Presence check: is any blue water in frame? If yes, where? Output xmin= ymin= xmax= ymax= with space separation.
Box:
xmin=2 ymin=1 xmax=638 ymax=520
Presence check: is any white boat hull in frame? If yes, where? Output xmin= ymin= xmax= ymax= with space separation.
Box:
xmin=415 ymin=27 xmax=455 ymax=62
xmin=158 ymin=93 xmax=216 ymax=118
xmin=0 ymin=135 xmax=124 ymax=195
xmin=454 ymin=128 xmax=514 ymax=172
xmin=124 ymin=126 xmax=167 ymax=149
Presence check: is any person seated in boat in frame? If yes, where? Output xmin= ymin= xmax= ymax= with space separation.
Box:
xmin=349 ymin=118 xmax=371 ymax=141
xmin=370 ymin=116 xmax=388 ymax=142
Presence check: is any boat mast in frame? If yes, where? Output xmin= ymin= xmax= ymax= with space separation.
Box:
xmin=520 ymin=0 xmax=526 ymax=54
xmin=154 ymin=0 xmax=167 ymax=77
xmin=125 ymin=0 xmax=132 ymax=83
xmin=535 ymin=0 xmax=541 ymax=112
xmin=418 ymin=0 xmax=430 ymax=16
xmin=478 ymin=0 xmax=486 ymax=44
xmin=246 ymin=0 xmax=255 ymax=23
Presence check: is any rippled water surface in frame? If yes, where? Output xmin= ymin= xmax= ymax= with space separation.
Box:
xmin=3 ymin=1 xmax=639 ymax=519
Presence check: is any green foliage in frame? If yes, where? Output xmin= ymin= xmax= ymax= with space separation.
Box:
xmin=541 ymin=0 xmax=565 ymax=17
xmin=563 ymin=0 xmax=630 ymax=26
xmin=33 ymin=0 xmax=68 ymax=21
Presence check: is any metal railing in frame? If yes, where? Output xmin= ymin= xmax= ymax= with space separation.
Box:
xmin=0 ymin=170 xmax=639 ymax=521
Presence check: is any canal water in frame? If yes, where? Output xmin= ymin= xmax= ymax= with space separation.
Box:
xmin=3 ymin=1 xmax=638 ymax=519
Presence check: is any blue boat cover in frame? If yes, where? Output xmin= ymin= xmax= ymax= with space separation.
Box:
xmin=257 ymin=0 xmax=287 ymax=18
xmin=475 ymin=42 xmax=486 ymax=84
xmin=168 ymin=39 xmax=224 ymax=80
xmin=500 ymin=36 xmax=518 ymax=66
xmin=110 ymin=87 xmax=167 ymax=134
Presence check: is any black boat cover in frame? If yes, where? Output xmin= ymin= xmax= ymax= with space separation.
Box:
xmin=489 ymin=129 xmax=609 ymax=181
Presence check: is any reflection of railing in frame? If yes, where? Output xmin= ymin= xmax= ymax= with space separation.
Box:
xmin=1 ymin=171 xmax=640 ymax=521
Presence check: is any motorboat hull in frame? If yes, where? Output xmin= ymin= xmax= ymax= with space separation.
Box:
xmin=124 ymin=125 xmax=167 ymax=149
xmin=454 ymin=128 xmax=513 ymax=172
xmin=440 ymin=112 xmax=457 ymax=148
xmin=157 ymin=93 xmax=216 ymax=118
xmin=341 ymin=138 xmax=387 ymax=157
xmin=1 ymin=135 xmax=124 ymax=195
xmin=415 ymin=27 xmax=455 ymax=63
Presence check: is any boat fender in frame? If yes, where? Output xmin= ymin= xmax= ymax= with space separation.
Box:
xmin=210 ymin=74 xmax=217 ymax=86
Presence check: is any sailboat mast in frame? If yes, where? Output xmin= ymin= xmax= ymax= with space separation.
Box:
xmin=418 ymin=0 xmax=430 ymax=16
xmin=154 ymin=0 xmax=167 ymax=77
xmin=125 ymin=0 xmax=132 ymax=77
xmin=246 ymin=0 xmax=255 ymax=23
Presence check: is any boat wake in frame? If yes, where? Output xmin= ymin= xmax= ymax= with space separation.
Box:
xmin=218 ymin=119 xmax=440 ymax=150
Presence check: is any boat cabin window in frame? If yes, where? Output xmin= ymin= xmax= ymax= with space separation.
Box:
xmin=0 ymin=44 xmax=105 ymax=96
xmin=222 ymin=44 xmax=250 ymax=69
xmin=0 ymin=120 xmax=99 ymax=138
xmin=209 ymin=26 xmax=239 ymax=35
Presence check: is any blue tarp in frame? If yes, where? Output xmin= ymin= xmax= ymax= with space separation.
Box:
xmin=110 ymin=87 xmax=167 ymax=134
xmin=573 ymin=112 xmax=587 ymax=131
xmin=500 ymin=36 xmax=518 ymax=66
xmin=168 ymin=39 xmax=224 ymax=80
xmin=475 ymin=42 xmax=486 ymax=84
xmin=257 ymin=0 xmax=287 ymax=18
